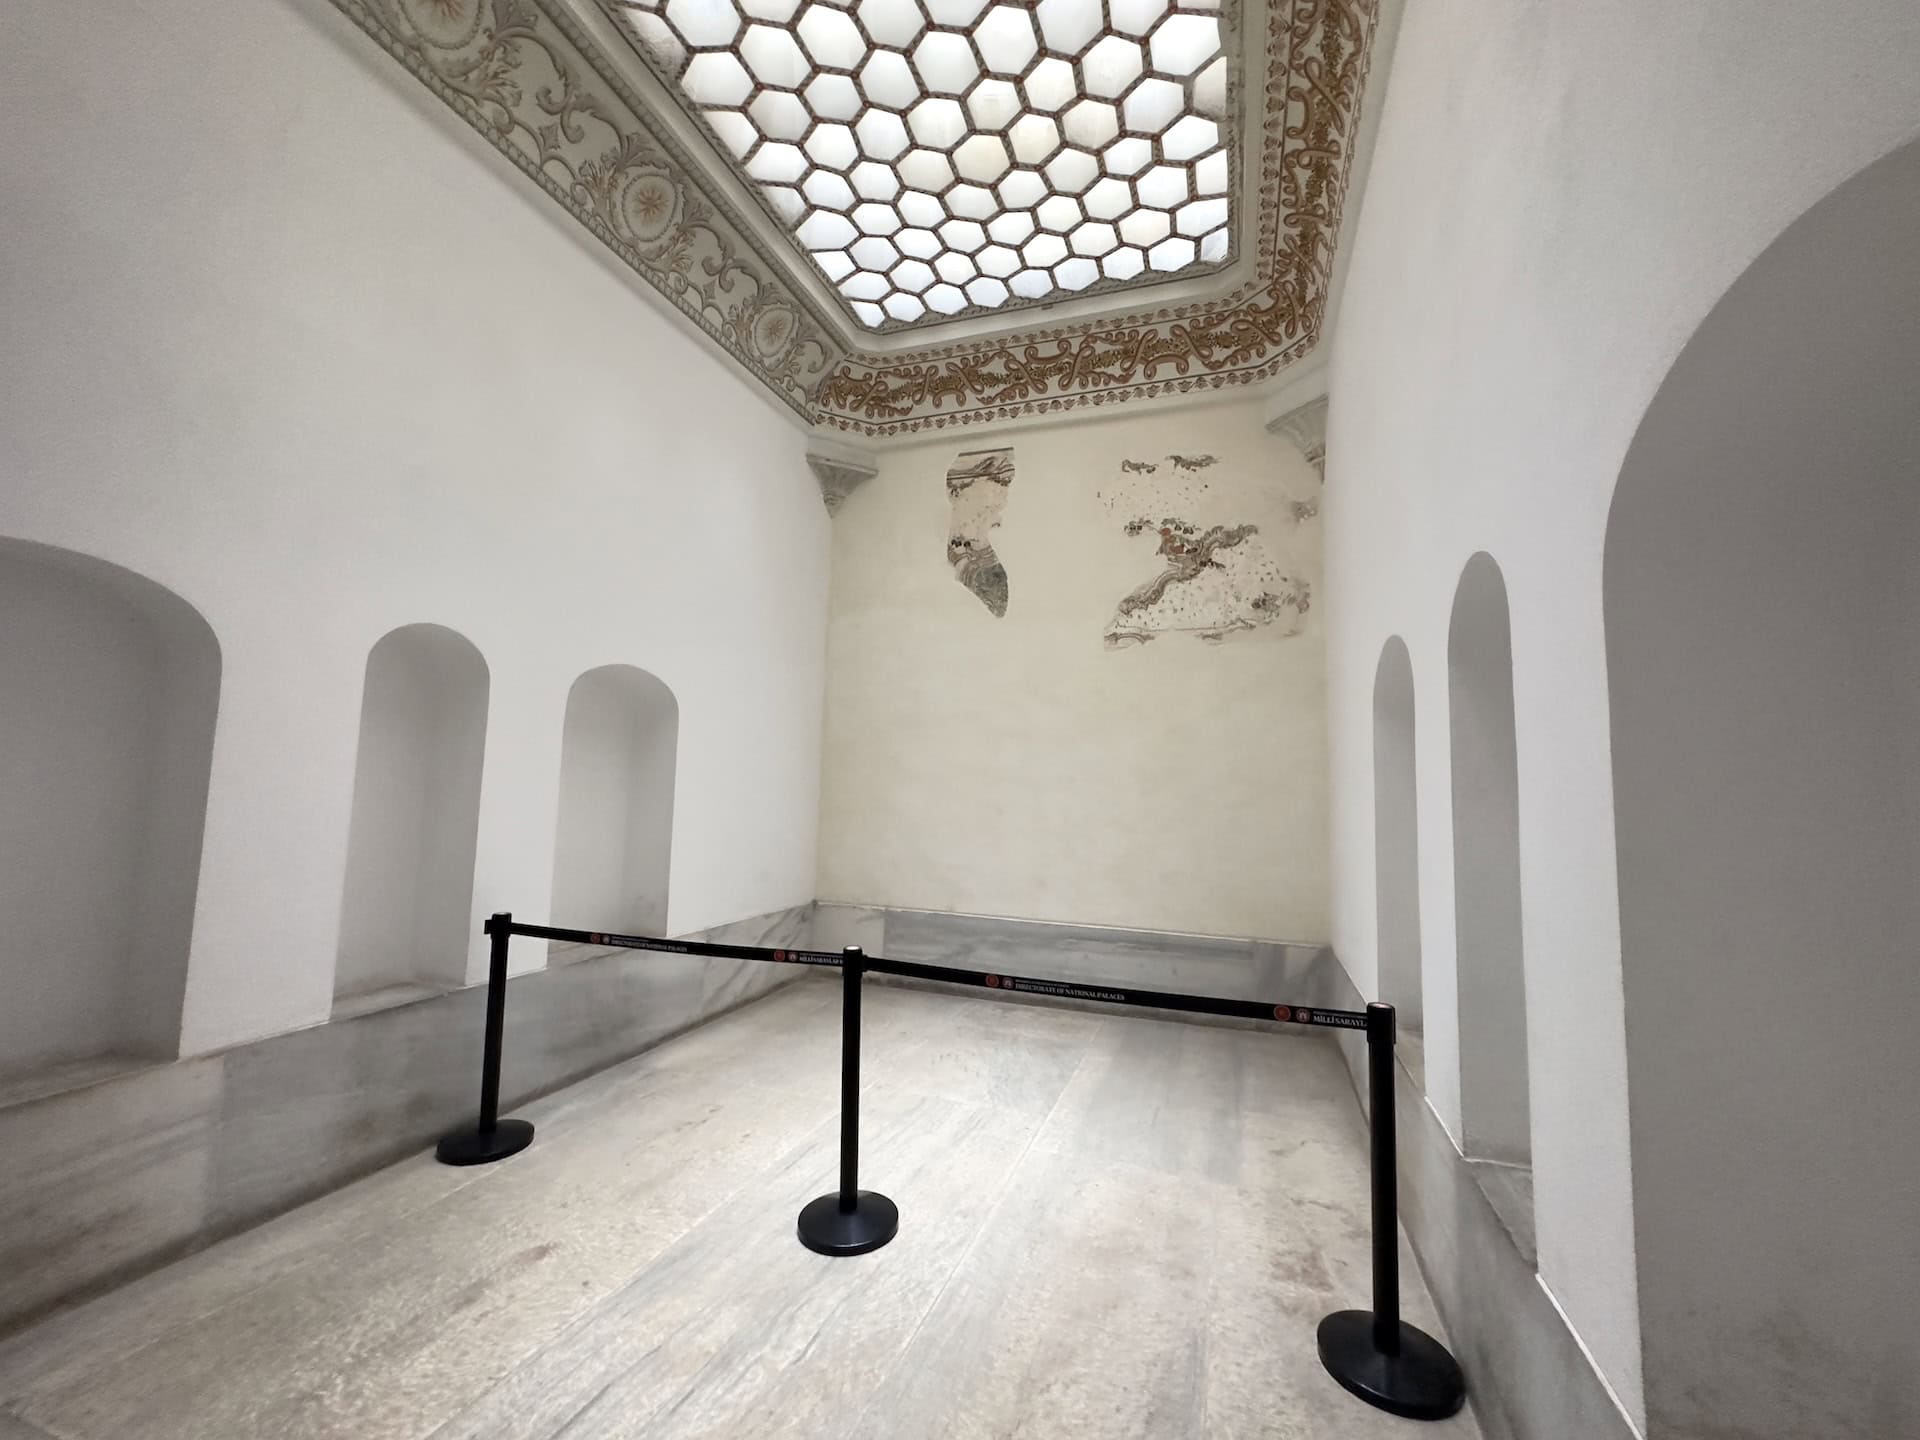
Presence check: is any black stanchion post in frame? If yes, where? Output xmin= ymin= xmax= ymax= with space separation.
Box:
xmin=436 ymin=912 xmax=537 ymax=1167
xmin=797 ymin=946 xmax=899 ymax=1256
xmin=1316 ymin=1001 xmax=1466 ymax=1420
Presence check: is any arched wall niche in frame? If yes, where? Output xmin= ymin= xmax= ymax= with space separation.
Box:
xmin=1606 ymin=137 xmax=1920 ymax=1439
xmin=0 ymin=538 xmax=220 ymax=1084
xmin=550 ymin=664 xmax=678 ymax=950
xmin=334 ymin=623 xmax=490 ymax=1009
xmin=1448 ymin=552 xmax=1534 ymax=1255
xmin=1372 ymin=636 xmax=1423 ymax=1041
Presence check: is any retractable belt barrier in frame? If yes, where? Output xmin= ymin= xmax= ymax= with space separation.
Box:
xmin=435 ymin=912 xmax=1466 ymax=1422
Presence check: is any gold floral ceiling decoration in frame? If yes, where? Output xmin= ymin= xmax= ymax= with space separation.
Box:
xmin=327 ymin=0 xmax=1378 ymax=439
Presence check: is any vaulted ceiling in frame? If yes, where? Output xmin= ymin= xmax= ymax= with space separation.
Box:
xmin=334 ymin=0 xmax=1379 ymax=439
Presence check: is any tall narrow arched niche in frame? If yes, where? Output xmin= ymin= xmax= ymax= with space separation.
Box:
xmin=1607 ymin=139 xmax=1920 ymax=1439
xmin=550 ymin=665 xmax=678 ymax=950
xmin=0 ymin=539 xmax=220 ymax=1085
xmin=334 ymin=624 xmax=489 ymax=1011
xmin=1372 ymin=637 xmax=1423 ymax=1059
xmin=1448 ymin=553 xmax=1534 ymax=1257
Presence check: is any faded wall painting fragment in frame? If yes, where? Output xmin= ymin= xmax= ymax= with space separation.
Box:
xmin=1098 ymin=454 xmax=1313 ymax=648
xmin=946 ymin=448 xmax=1015 ymax=617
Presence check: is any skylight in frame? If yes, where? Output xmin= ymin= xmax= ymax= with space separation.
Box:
xmin=607 ymin=0 xmax=1233 ymax=329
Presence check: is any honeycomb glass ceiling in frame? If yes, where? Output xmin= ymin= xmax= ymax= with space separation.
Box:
xmin=608 ymin=0 xmax=1234 ymax=330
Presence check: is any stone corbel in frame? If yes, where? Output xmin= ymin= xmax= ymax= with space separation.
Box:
xmin=805 ymin=440 xmax=879 ymax=515
xmin=1263 ymin=363 xmax=1329 ymax=479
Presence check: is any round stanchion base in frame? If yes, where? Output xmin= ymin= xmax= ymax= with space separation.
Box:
xmin=797 ymin=1191 xmax=899 ymax=1256
xmin=1317 ymin=1310 xmax=1466 ymax=1421
xmin=435 ymin=1118 xmax=535 ymax=1167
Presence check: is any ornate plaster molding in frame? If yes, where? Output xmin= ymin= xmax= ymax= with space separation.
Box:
xmin=1267 ymin=394 xmax=1328 ymax=476
xmin=329 ymin=0 xmax=1378 ymax=438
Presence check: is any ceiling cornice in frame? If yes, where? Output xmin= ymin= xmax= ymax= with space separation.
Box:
xmin=329 ymin=0 xmax=1378 ymax=438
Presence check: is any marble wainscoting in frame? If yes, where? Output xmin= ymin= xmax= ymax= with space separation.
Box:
xmin=1322 ymin=970 xmax=1640 ymax=1440
xmin=0 ymin=904 xmax=813 ymax=1337
xmin=813 ymin=903 xmax=1345 ymax=1025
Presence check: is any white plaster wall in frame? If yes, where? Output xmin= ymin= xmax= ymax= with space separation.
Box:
xmin=818 ymin=395 xmax=1327 ymax=942
xmin=0 ymin=0 xmax=828 ymax=1057
xmin=1324 ymin=0 xmax=1920 ymax=1422
xmin=551 ymin=666 xmax=678 ymax=936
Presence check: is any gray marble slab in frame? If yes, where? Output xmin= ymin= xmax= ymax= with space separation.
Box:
xmin=0 ymin=903 xmax=814 ymax=1336
xmin=1323 ymin=966 xmax=1635 ymax=1440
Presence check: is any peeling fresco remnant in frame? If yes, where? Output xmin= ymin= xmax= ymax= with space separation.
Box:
xmin=947 ymin=449 xmax=1015 ymax=617
xmin=1099 ymin=455 xmax=1313 ymax=648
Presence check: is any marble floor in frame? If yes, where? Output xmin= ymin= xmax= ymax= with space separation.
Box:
xmin=0 ymin=981 xmax=1480 ymax=1440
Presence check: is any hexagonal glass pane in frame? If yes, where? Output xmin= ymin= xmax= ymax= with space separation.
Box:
xmin=740 ymin=25 xmax=810 ymax=88
xmin=804 ymin=73 xmax=862 ymax=120
xmin=1122 ymin=77 xmax=1184 ymax=133
xmin=1055 ymin=254 xmax=1100 ymax=290
xmin=842 ymin=269 xmax=889 ymax=299
xmin=897 ymin=148 xmax=954 ymax=191
xmin=997 ymin=169 xmax=1048 ymax=208
xmin=1034 ymin=193 xmax=1082 ymax=234
xmin=1149 ymin=12 xmax=1218 ymax=75
xmin=853 ymin=200 xmax=904 ymax=235
xmin=907 ymin=96 xmax=967 ymax=149
xmin=748 ymin=89 xmax=812 ymax=141
xmin=797 ymin=209 xmax=858 ymax=248
xmin=850 ymin=157 xmax=902 ymax=198
xmin=1198 ymin=225 xmax=1229 ymax=262
xmin=850 ymin=298 xmax=885 ymax=327
xmin=934 ymin=251 xmax=979 ymax=284
xmin=977 ymin=244 xmax=1021 ymax=277
xmin=1195 ymin=148 xmax=1229 ymax=196
xmin=1008 ymin=113 xmax=1062 ymax=166
xmin=805 ymin=122 xmax=860 ymax=170
xmin=1102 ymin=245 xmax=1147 ymax=280
xmin=706 ymin=109 xmax=759 ymax=158
xmin=891 ymin=257 xmax=937 ymax=293
xmin=1061 ymin=98 xmax=1119 ymax=150
xmin=896 ymin=226 xmax=942 ymax=258
xmin=1026 ymin=228 xmax=1072 ymax=265
xmin=682 ymin=52 xmax=752 ymax=106
xmin=746 ymin=141 xmax=809 ymax=183
xmin=1108 ymin=0 xmax=1166 ymax=36
xmin=884 ymin=291 xmax=928 ymax=322
xmin=925 ymin=282 xmax=969 ymax=315
xmin=850 ymin=234 xmax=901 ymax=269
xmin=1021 ymin=57 xmax=1077 ymax=113
xmin=954 ymin=134 xmax=1011 ymax=183
xmin=1117 ymin=206 xmax=1172 ymax=247
xmin=927 ymin=0 xmax=990 ymax=25
xmin=1147 ymin=233 xmax=1195 ymax=271
xmin=1174 ymin=195 xmax=1228 ymax=237
xmin=1036 ymin=0 xmax=1101 ymax=56
xmin=1083 ymin=176 xmax=1132 ymax=220
xmin=854 ymin=109 xmax=909 ymax=160
xmin=975 ymin=6 xmax=1039 ymax=74
xmin=1043 ymin=148 xmax=1099 ymax=194
xmin=1193 ymin=56 xmax=1227 ymax=117
xmin=1161 ymin=115 xmax=1218 ymax=163
xmin=860 ymin=51 xmax=920 ymax=110
xmin=764 ymin=184 xmax=807 ymax=222
xmin=898 ymin=189 xmax=946 ymax=227
xmin=966 ymin=275 xmax=1011 ymax=306
xmin=816 ymin=249 xmax=857 ymax=280
xmin=797 ymin=5 xmax=865 ymax=69
xmin=856 ymin=0 xmax=924 ymax=48
xmin=1069 ymin=220 xmax=1119 ymax=256
xmin=965 ymin=78 xmax=1022 ymax=132
xmin=1008 ymin=267 xmax=1054 ymax=298
xmin=665 ymin=0 xmax=739 ymax=49
xmin=1102 ymin=135 xmax=1152 ymax=176
xmin=912 ymin=32 xmax=978 ymax=96
xmin=946 ymin=183 xmax=996 ymax=218
xmin=1136 ymin=163 xmax=1189 ymax=209
xmin=1082 ymin=36 xmax=1143 ymax=99
xmin=803 ymin=167 xmax=857 ymax=209
xmin=938 ymin=218 xmax=988 ymax=252
xmin=987 ymin=208 xmax=1036 ymax=244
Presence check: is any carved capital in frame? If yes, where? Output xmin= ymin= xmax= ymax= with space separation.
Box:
xmin=1266 ymin=394 xmax=1328 ymax=478
xmin=806 ymin=448 xmax=879 ymax=514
